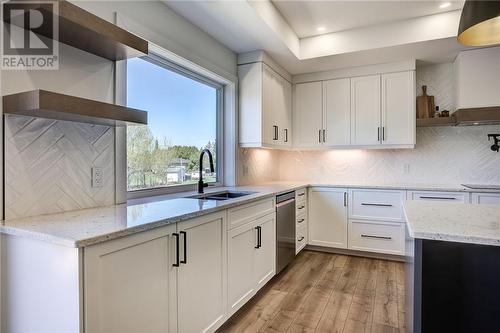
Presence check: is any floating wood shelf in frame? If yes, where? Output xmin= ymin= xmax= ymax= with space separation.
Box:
xmin=3 ymin=90 xmax=147 ymax=126
xmin=455 ymin=107 xmax=500 ymax=126
xmin=417 ymin=116 xmax=457 ymax=127
xmin=4 ymin=0 xmax=148 ymax=61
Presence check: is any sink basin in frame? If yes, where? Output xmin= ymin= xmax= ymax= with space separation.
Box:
xmin=189 ymin=191 xmax=257 ymax=201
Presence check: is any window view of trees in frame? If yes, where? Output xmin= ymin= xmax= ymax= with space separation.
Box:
xmin=126 ymin=57 xmax=219 ymax=191
xmin=127 ymin=126 xmax=217 ymax=190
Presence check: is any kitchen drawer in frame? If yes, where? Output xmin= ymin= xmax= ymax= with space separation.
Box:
xmin=296 ymin=224 xmax=307 ymax=254
xmin=348 ymin=220 xmax=405 ymax=255
xmin=407 ymin=191 xmax=469 ymax=203
xmin=472 ymin=192 xmax=500 ymax=205
xmin=227 ymin=198 xmax=275 ymax=230
xmin=296 ymin=201 xmax=307 ymax=215
xmin=296 ymin=188 xmax=307 ymax=204
xmin=296 ymin=212 xmax=307 ymax=228
xmin=349 ymin=189 xmax=405 ymax=222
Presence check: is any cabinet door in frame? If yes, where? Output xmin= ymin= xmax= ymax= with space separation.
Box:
xmin=309 ymin=187 xmax=348 ymax=249
xmin=254 ymin=214 xmax=276 ymax=290
xmin=350 ymin=75 xmax=381 ymax=145
xmin=227 ymin=221 xmax=258 ymax=315
xmin=293 ymin=81 xmax=323 ymax=148
xmin=262 ymin=64 xmax=278 ymax=146
xmin=177 ymin=212 xmax=227 ymax=333
xmin=323 ymin=78 xmax=351 ymax=146
xmin=281 ymin=79 xmax=293 ymax=147
xmin=381 ymin=71 xmax=415 ymax=145
xmin=84 ymin=224 xmax=176 ymax=333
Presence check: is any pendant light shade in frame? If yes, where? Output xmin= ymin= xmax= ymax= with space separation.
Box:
xmin=457 ymin=0 xmax=500 ymax=46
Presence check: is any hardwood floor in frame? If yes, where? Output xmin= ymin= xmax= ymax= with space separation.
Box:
xmin=218 ymin=250 xmax=406 ymax=333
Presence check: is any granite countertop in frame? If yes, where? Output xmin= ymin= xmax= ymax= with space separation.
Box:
xmin=404 ymin=200 xmax=500 ymax=246
xmin=1 ymin=181 xmax=499 ymax=248
xmin=0 ymin=182 xmax=308 ymax=248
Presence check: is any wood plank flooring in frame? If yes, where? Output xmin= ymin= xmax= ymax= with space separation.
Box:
xmin=217 ymin=250 xmax=405 ymax=333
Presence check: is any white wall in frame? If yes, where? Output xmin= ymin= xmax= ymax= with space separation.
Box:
xmin=1 ymin=1 xmax=238 ymax=218
xmin=278 ymin=126 xmax=500 ymax=185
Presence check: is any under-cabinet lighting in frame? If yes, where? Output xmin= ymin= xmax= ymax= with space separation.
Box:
xmin=440 ymin=2 xmax=451 ymax=9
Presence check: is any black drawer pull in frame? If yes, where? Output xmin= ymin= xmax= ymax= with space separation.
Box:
xmin=298 ymin=236 xmax=305 ymax=242
xmin=172 ymin=233 xmax=180 ymax=267
xmin=361 ymin=203 xmax=393 ymax=207
xmin=361 ymin=234 xmax=392 ymax=240
xmin=255 ymin=226 xmax=261 ymax=249
xmin=180 ymin=231 xmax=187 ymax=264
xmin=297 ymin=218 xmax=305 ymax=223
xmin=298 ymin=193 xmax=305 ymax=197
xmin=419 ymin=196 xmax=457 ymax=200
xmin=298 ymin=205 xmax=305 ymax=210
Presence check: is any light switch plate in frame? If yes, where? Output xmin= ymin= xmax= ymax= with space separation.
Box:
xmin=92 ymin=167 xmax=103 ymax=188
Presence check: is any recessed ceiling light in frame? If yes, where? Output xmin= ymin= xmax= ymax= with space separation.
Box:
xmin=317 ymin=26 xmax=326 ymax=32
xmin=440 ymin=2 xmax=451 ymax=9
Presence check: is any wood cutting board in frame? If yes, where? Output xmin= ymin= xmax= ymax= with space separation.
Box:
xmin=416 ymin=85 xmax=435 ymax=119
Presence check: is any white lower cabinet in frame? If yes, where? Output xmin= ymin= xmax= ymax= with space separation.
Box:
xmin=84 ymin=224 xmax=177 ymax=333
xmin=176 ymin=213 xmax=227 ymax=333
xmin=407 ymin=190 xmax=470 ymax=203
xmin=85 ymin=212 xmax=227 ymax=333
xmin=308 ymin=187 xmax=348 ymax=249
xmin=228 ymin=213 xmax=276 ymax=315
xmin=472 ymin=192 xmax=500 ymax=205
xmin=348 ymin=220 xmax=405 ymax=255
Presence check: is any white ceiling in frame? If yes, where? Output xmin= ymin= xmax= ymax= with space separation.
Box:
xmin=272 ymin=0 xmax=464 ymax=38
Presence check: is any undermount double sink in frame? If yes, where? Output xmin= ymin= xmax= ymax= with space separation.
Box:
xmin=188 ymin=190 xmax=257 ymax=201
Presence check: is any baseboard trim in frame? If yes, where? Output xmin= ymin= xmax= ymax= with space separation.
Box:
xmin=305 ymin=245 xmax=405 ymax=262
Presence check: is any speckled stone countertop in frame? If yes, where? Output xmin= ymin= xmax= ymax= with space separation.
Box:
xmin=404 ymin=201 xmax=500 ymax=246
xmin=1 ymin=181 xmax=499 ymax=248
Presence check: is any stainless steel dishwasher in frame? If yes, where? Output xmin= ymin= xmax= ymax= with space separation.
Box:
xmin=276 ymin=191 xmax=296 ymax=274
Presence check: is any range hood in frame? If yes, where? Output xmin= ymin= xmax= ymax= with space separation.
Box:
xmin=454 ymin=106 xmax=500 ymax=126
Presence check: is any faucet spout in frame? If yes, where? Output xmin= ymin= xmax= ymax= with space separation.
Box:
xmin=198 ymin=149 xmax=215 ymax=194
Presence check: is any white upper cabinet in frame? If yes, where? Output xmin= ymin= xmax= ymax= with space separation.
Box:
xmin=323 ymin=78 xmax=351 ymax=146
xmin=292 ymin=62 xmax=416 ymax=150
xmin=381 ymin=71 xmax=415 ymax=145
xmin=293 ymin=81 xmax=323 ymax=148
xmin=350 ymin=75 xmax=381 ymax=146
xmin=239 ymin=62 xmax=292 ymax=149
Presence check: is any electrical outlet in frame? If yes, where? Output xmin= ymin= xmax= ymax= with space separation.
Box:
xmin=92 ymin=167 xmax=103 ymax=188
xmin=403 ymin=163 xmax=410 ymax=175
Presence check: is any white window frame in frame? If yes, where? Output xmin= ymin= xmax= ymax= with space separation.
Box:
xmin=119 ymin=46 xmax=229 ymax=200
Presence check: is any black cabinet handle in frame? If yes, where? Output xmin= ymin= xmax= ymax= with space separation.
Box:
xmin=255 ymin=226 xmax=261 ymax=249
xmin=173 ymin=233 xmax=180 ymax=267
xmin=298 ymin=192 xmax=305 ymax=197
xmin=361 ymin=203 xmax=393 ymax=207
xmin=378 ymin=127 xmax=380 ymax=141
xmin=361 ymin=234 xmax=392 ymax=240
xmin=419 ymin=196 xmax=457 ymax=200
xmin=284 ymin=129 xmax=288 ymax=142
xmin=319 ymin=129 xmax=322 ymax=143
xmin=273 ymin=125 xmax=278 ymax=140
xmin=323 ymin=129 xmax=326 ymax=143
xmin=344 ymin=192 xmax=347 ymax=207
xmin=298 ymin=236 xmax=305 ymax=242
xmin=258 ymin=226 xmax=262 ymax=248
xmin=180 ymin=231 xmax=187 ymax=264
xmin=298 ymin=205 xmax=305 ymax=210
xmin=382 ymin=127 xmax=386 ymax=141
xmin=297 ymin=218 xmax=305 ymax=223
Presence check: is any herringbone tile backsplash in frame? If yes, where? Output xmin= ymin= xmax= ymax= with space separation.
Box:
xmin=5 ymin=115 xmax=115 ymax=219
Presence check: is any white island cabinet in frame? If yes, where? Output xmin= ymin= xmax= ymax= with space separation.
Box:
xmin=2 ymin=211 xmax=228 ymax=333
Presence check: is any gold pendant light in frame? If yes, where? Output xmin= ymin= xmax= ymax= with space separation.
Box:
xmin=457 ymin=0 xmax=500 ymax=46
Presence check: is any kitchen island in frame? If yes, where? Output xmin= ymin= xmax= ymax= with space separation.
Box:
xmin=404 ymin=201 xmax=500 ymax=333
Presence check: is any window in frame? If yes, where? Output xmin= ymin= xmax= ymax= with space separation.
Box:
xmin=126 ymin=55 xmax=222 ymax=193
